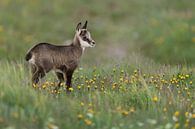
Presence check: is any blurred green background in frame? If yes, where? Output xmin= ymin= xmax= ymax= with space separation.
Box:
xmin=0 ymin=0 xmax=195 ymax=64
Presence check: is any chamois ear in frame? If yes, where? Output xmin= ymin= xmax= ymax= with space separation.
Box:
xmin=76 ymin=22 xmax=82 ymax=31
xmin=82 ymin=20 xmax=88 ymax=29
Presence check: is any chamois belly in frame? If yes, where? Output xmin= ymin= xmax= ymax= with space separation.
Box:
xmin=55 ymin=61 xmax=78 ymax=73
xmin=39 ymin=59 xmax=54 ymax=73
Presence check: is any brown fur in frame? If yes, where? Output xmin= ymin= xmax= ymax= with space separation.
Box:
xmin=25 ymin=21 xmax=95 ymax=91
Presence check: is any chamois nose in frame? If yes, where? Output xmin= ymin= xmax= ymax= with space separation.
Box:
xmin=91 ymin=41 xmax=95 ymax=45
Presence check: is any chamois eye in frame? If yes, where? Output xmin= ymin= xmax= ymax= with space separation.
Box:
xmin=83 ymin=37 xmax=87 ymax=40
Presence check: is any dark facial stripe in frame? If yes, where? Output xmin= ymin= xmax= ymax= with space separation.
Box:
xmin=82 ymin=36 xmax=90 ymax=43
xmin=80 ymin=30 xmax=87 ymax=36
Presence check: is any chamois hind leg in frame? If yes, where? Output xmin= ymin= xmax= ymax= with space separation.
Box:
xmin=32 ymin=66 xmax=45 ymax=85
xmin=54 ymin=72 xmax=65 ymax=91
xmin=65 ymin=70 xmax=74 ymax=91
xmin=31 ymin=65 xmax=37 ymax=75
xmin=31 ymin=65 xmax=38 ymax=85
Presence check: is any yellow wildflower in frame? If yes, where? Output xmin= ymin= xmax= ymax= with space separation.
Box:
xmin=174 ymin=123 xmax=180 ymax=129
xmin=185 ymin=112 xmax=189 ymax=117
xmin=80 ymin=102 xmax=84 ymax=106
xmin=152 ymin=96 xmax=158 ymax=102
xmin=42 ymin=85 xmax=46 ymax=89
xmin=186 ymin=74 xmax=189 ymax=78
xmin=33 ymin=83 xmax=37 ymax=88
xmin=45 ymin=81 xmax=49 ymax=85
xmin=47 ymin=123 xmax=59 ymax=129
xmin=124 ymin=79 xmax=128 ymax=83
xmin=84 ymin=119 xmax=92 ymax=125
xmin=88 ymin=103 xmax=92 ymax=107
xmin=174 ymin=111 xmax=180 ymax=117
xmin=192 ymin=114 xmax=195 ymax=118
xmin=184 ymin=123 xmax=189 ymax=128
xmin=130 ymin=107 xmax=135 ymax=113
xmin=87 ymin=85 xmax=90 ymax=88
xmin=68 ymin=88 xmax=73 ymax=91
xmin=120 ymin=77 xmax=123 ymax=82
xmin=60 ymin=83 xmax=64 ymax=86
xmin=77 ymin=114 xmax=83 ymax=120
xmin=87 ymin=109 xmax=94 ymax=114
xmin=122 ymin=111 xmax=129 ymax=116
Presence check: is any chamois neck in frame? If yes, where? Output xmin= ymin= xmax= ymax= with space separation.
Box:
xmin=72 ymin=35 xmax=81 ymax=46
xmin=72 ymin=35 xmax=85 ymax=53
xmin=70 ymin=35 xmax=83 ymax=57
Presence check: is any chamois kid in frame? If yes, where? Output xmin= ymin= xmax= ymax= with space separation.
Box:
xmin=25 ymin=21 xmax=95 ymax=91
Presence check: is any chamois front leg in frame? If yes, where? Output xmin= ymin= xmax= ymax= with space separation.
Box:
xmin=54 ymin=72 xmax=65 ymax=91
xmin=65 ymin=70 xmax=74 ymax=91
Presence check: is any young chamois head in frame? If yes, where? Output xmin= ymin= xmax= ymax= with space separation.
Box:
xmin=74 ymin=21 xmax=95 ymax=48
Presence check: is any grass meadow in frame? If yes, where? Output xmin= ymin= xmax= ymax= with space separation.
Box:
xmin=0 ymin=0 xmax=195 ymax=129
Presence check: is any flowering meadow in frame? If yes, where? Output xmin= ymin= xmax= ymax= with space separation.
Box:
xmin=0 ymin=0 xmax=195 ymax=129
xmin=0 ymin=60 xmax=194 ymax=129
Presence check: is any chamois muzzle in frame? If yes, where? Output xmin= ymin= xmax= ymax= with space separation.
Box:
xmin=90 ymin=40 xmax=96 ymax=47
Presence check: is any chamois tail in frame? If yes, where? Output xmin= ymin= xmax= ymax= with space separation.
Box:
xmin=25 ymin=51 xmax=32 ymax=61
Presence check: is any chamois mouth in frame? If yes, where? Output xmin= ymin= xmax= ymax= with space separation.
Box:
xmin=90 ymin=41 xmax=96 ymax=47
xmin=90 ymin=44 xmax=95 ymax=47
